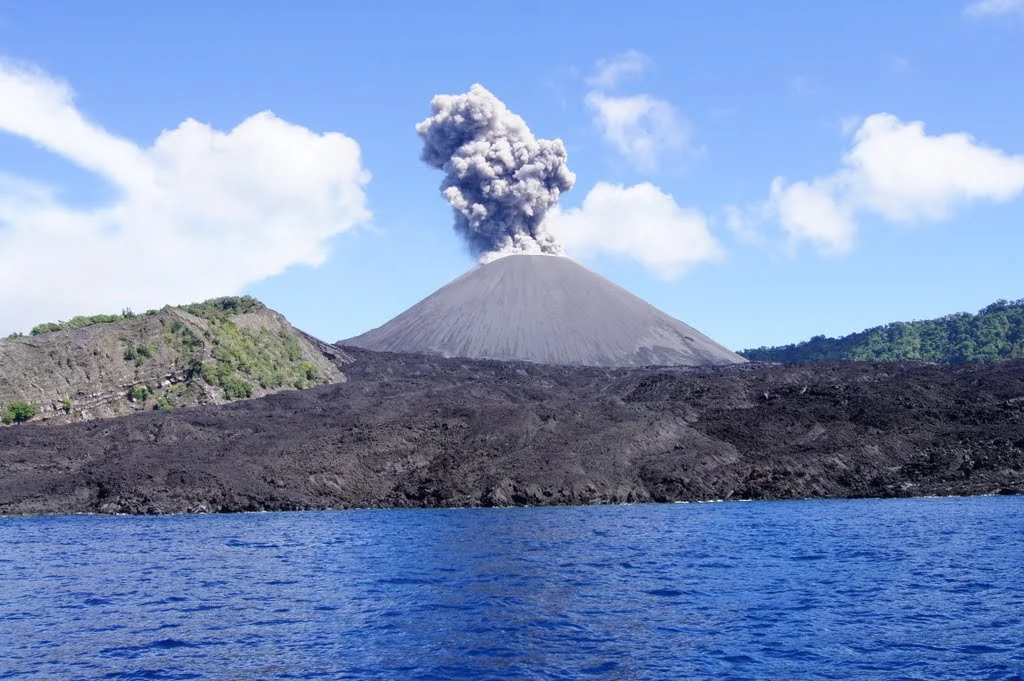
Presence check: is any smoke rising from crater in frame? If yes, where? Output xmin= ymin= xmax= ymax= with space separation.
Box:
xmin=416 ymin=84 xmax=575 ymax=258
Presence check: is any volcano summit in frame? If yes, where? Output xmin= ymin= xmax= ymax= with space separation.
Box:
xmin=344 ymin=254 xmax=744 ymax=367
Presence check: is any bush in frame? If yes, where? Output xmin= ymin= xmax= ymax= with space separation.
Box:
xmin=2 ymin=401 xmax=37 ymax=424
xmin=124 ymin=344 xmax=153 ymax=365
xmin=298 ymin=361 xmax=319 ymax=382
xmin=221 ymin=376 xmax=253 ymax=400
xmin=30 ymin=322 xmax=64 ymax=336
xmin=59 ymin=396 xmax=74 ymax=414
xmin=128 ymin=385 xmax=150 ymax=403
xmin=178 ymin=296 xmax=264 ymax=321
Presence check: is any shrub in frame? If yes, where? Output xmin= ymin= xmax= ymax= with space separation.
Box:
xmin=2 ymin=401 xmax=37 ymax=424
xmin=59 ymin=396 xmax=74 ymax=414
xmin=221 ymin=376 xmax=253 ymax=400
xmin=298 ymin=361 xmax=319 ymax=382
xmin=30 ymin=322 xmax=64 ymax=336
xmin=128 ymin=385 xmax=150 ymax=403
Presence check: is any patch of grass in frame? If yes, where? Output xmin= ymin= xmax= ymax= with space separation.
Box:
xmin=59 ymin=396 xmax=74 ymax=414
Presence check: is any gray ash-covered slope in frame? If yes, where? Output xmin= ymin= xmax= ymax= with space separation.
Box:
xmin=344 ymin=254 xmax=744 ymax=367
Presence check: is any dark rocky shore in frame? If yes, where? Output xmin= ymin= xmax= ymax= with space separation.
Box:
xmin=1 ymin=349 xmax=1022 ymax=515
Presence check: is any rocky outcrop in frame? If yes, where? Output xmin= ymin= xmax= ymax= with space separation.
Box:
xmin=0 ymin=299 xmax=349 ymax=426
xmin=0 ymin=349 xmax=1021 ymax=515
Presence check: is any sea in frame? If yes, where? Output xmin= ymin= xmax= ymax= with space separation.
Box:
xmin=1 ymin=497 xmax=1022 ymax=680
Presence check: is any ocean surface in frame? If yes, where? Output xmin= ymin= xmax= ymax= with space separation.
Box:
xmin=1 ymin=498 xmax=1022 ymax=680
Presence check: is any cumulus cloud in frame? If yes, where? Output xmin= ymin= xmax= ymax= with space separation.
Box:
xmin=965 ymin=0 xmax=1024 ymax=16
xmin=0 ymin=62 xmax=371 ymax=335
xmin=766 ymin=113 xmax=1024 ymax=253
xmin=546 ymin=182 xmax=723 ymax=279
xmin=585 ymin=51 xmax=691 ymax=172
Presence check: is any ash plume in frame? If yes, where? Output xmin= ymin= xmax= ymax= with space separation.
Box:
xmin=416 ymin=84 xmax=575 ymax=258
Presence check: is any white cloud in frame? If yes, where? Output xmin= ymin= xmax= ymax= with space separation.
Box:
xmin=965 ymin=0 xmax=1024 ymax=15
xmin=585 ymin=92 xmax=690 ymax=172
xmin=585 ymin=51 xmax=692 ymax=172
xmin=0 ymin=62 xmax=371 ymax=335
xmin=769 ymin=177 xmax=855 ymax=254
xmin=765 ymin=113 xmax=1024 ymax=253
xmin=586 ymin=50 xmax=651 ymax=89
xmin=546 ymin=182 xmax=723 ymax=279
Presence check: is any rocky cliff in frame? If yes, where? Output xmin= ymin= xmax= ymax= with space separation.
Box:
xmin=0 ymin=297 xmax=349 ymax=426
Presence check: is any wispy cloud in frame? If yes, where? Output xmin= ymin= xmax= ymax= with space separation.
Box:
xmin=586 ymin=50 xmax=651 ymax=89
xmin=585 ymin=50 xmax=693 ymax=172
xmin=964 ymin=0 xmax=1024 ymax=16
xmin=790 ymin=75 xmax=812 ymax=96
xmin=889 ymin=56 xmax=911 ymax=75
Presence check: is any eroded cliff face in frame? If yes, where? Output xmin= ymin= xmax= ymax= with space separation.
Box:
xmin=0 ymin=301 xmax=349 ymax=426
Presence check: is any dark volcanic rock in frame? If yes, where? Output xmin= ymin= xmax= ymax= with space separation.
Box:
xmin=1 ymin=349 xmax=1022 ymax=515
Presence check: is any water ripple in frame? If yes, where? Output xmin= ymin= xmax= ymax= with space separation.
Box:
xmin=1 ymin=497 xmax=1023 ymax=679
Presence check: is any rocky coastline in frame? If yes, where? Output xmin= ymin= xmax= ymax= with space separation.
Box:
xmin=1 ymin=349 xmax=1022 ymax=516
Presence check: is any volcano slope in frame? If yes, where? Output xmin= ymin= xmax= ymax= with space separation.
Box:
xmin=0 ymin=349 xmax=1022 ymax=515
xmin=344 ymin=254 xmax=745 ymax=367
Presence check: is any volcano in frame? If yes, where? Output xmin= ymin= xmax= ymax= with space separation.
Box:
xmin=343 ymin=254 xmax=745 ymax=368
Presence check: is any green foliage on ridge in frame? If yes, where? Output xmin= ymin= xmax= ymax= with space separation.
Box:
xmin=22 ymin=297 xmax=263 ymax=336
xmin=741 ymin=299 xmax=1024 ymax=364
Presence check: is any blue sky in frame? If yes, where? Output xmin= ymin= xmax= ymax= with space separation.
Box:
xmin=1 ymin=0 xmax=1022 ymax=350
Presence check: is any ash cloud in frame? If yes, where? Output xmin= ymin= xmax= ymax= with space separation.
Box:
xmin=417 ymin=84 xmax=575 ymax=258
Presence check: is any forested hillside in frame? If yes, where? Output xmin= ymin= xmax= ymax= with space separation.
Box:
xmin=741 ymin=299 xmax=1024 ymax=364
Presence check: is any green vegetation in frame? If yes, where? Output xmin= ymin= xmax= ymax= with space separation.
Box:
xmin=123 ymin=343 xmax=154 ymax=365
xmin=23 ymin=296 xmax=260 ymax=336
xmin=5 ymin=332 xmax=24 ymax=340
xmin=30 ymin=311 xmax=158 ymax=336
xmin=59 ymin=396 xmax=74 ymax=414
xmin=741 ymin=299 xmax=1024 ymax=364
xmin=128 ymin=385 xmax=150 ymax=403
xmin=197 ymin=318 xmax=325 ymax=399
xmin=178 ymin=296 xmax=264 ymax=321
xmin=2 ymin=401 xmax=38 ymax=424
xmin=13 ymin=295 xmax=327 ymax=407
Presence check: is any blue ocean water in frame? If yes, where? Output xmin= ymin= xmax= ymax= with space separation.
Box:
xmin=1 ymin=497 xmax=1022 ymax=680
